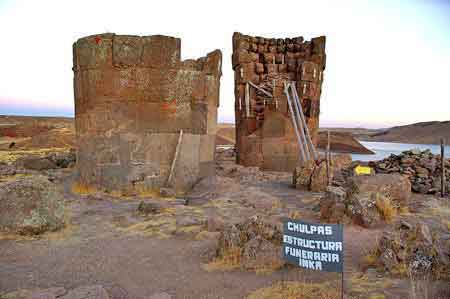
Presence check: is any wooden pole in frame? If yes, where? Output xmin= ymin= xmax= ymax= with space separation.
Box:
xmin=327 ymin=131 xmax=331 ymax=186
xmin=289 ymin=83 xmax=311 ymax=162
xmin=167 ymin=130 xmax=183 ymax=187
xmin=441 ymin=138 xmax=446 ymax=197
xmin=284 ymin=82 xmax=307 ymax=163
xmin=291 ymin=83 xmax=318 ymax=161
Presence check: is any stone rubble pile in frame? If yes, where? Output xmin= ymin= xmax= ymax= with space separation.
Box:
xmin=373 ymin=222 xmax=450 ymax=280
xmin=368 ymin=149 xmax=450 ymax=194
xmin=214 ymin=215 xmax=285 ymax=271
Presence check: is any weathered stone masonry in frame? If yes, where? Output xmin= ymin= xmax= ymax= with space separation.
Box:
xmin=73 ymin=33 xmax=222 ymax=194
xmin=232 ymin=32 xmax=326 ymax=172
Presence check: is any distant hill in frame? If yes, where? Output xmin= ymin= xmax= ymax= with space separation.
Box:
xmin=217 ymin=123 xmax=374 ymax=154
xmin=365 ymin=121 xmax=450 ymax=145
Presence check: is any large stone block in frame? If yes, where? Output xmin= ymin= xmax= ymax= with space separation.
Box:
xmin=75 ymin=33 xmax=114 ymax=69
xmin=113 ymin=35 xmax=143 ymax=67
xmin=141 ymin=35 xmax=181 ymax=69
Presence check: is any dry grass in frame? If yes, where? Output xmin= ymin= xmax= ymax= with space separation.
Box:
xmin=246 ymin=281 xmax=340 ymax=299
xmin=375 ymin=195 xmax=397 ymax=223
xmin=349 ymin=272 xmax=394 ymax=295
xmin=0 ymin=147 xmax=70 ymax=163
xmin=288 ymin=210 xmax=302 ymax=220
xmin=71 ymin=182 xmax=97 ymax=195
xmin=203 ymin=247 xmax=242 ymax=272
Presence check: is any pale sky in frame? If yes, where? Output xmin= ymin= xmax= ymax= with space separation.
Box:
xmin=0 ymin=0 xmax=449 ymax=128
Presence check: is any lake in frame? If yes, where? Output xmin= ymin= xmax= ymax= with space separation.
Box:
xmin=351 ymin=141 xmax=450 ymax=162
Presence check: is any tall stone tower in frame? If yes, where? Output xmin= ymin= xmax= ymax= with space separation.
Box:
xmin=73 ymin=33 xmax=222 ymax=195
xmin=232 ymin=32 xmax=326 ymax=171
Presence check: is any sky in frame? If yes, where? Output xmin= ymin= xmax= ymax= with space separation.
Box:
xmin=0 ymin=0 xmax=449 ymax=128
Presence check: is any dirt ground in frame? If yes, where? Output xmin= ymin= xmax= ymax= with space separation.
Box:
xmin=1 ymin=150 xmax=449 ymax=298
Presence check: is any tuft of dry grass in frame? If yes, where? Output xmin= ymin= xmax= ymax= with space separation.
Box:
xmin=288 ymin=210 xmax=302 ymax=220
xmin=375 ymin=195 xmax=397 ymax=223
xmin=246 ymin=281 xmax=340 ymax=299
xmin=71 ymin=182 xmax=97 ymax=195
xmin=203 ymin=247 xmax=242 ymax=272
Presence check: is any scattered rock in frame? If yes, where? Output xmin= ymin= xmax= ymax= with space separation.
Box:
xmin=1 ymin=287 xmax=67 ymax=299
xmin=1 ymin=285 xmax=109 ymax=299
xmin=148 ymin=292 xmax=172 ymax=299
xmin=160 ymin=187 xmax=175 ymax=198
xmin=243 ymin=188 xmax=281 ymax=211
xmin=137 ymin=201 xmax=161 ymax=215
xmin=0 ymin=175 xmax=65 ymax=235
xmin=0 ymin=162 xmax=16 ymax=176
xmin=399 ymin=220 xmax=413 ymax=230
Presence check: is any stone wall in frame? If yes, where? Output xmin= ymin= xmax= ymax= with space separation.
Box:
xmin=73 ymin=33 xmax=222 ymax=194
xmin=232 ymin=32 xmax=326 ymax=171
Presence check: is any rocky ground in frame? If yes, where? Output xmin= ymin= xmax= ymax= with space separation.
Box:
xmin=0 ymin=146 xmax=449 ymax=298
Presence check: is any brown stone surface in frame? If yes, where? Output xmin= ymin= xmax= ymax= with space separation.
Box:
xmin=73 ymin=33 xmax=222 ymax=194
xmin=0 ymin=175 xmax=65 ymax=235
xmin=232 ymin=32 xmax=326 ymax=171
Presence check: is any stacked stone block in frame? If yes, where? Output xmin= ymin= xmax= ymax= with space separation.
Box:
xmin=232 ymin=32 xmax=326 ymax=171
xmin=73 ymin=33 xmax=222 ymax=194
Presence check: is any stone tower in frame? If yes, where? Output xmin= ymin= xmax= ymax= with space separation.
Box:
xmin=73 ymin=33 xmax=222 ymax=195
xmin=232 ymin=32 xmax=326 ymax=171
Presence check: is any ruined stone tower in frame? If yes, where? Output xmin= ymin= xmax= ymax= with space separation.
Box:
xmin=73 ymin=33 xmax=222 ymax=194
xmin=232 ymin=32 xmax=326 ymax=171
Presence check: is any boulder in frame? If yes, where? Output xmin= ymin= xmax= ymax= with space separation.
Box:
xmin=0 ymin=175 xmax=65 ymax=235
xmin=346 ymin=192 xmax=383 ymax=228
xmin=137 ymin=201 xmax=161 ymax=215
xmin=215 ymin=216 xmax=284 ymax=271
xmin=293 ymin=160 xmax=315 ymax=189
xmin=241 ymin=236 xmax=284 ymax=271
xmin=48 ymin=150 xmax=76 ymax=168
xmin=310 ymin=160 xmax=329 ymax=192
xmin=319 ymin=186 xmax=347 ymax=223
xmin=346 ymin=173 xmax=411 ymax=207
